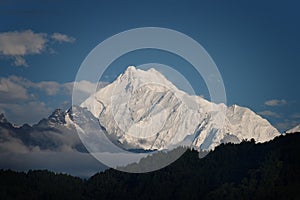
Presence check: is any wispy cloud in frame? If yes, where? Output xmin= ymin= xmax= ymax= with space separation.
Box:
xmin=13 ymin=56 xmax=28 ymax=66
xmin=0 ymin=76 xmax=30 ymax=102
xmin=291 ymin=113 xmax=300 ymax=119
xmin=0 ymin=30 xmax=75 ymax=67
xmin=51 ymin=33 xmax=75 ymax=43
xmin=63 ymin=80 xmax=107 ymax=96
xmin=258 ymin=110 xmax=281 ymax=118
xmin=0 ymin=101 xmax=51 ymax=125
xmin=0 ymin=30 xmax=47 ymax=66
xmin=264 ymin=99 xmax=287 ymax=106
xmin=0 ymin=30 xmax=47 ymax=55
xmin=0 ymin=76 xmax=105 ymax=98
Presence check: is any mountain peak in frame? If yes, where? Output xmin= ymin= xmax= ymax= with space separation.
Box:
xmin=124 ymin=66 xmax=160 ymax=74
xmin=120 ymin=66 xmax=168 ymax=81
xmin=115 ymin=66 xmax=177 ymax=94
xmin=126 ymin=65 xmax=137 ymax=72
xmin=80 ymin=66 xmax=280 ymax=151
xmin=48 ymin=109 xmax=66 ymax=124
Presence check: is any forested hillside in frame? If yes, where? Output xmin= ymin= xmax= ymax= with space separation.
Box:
xmin=1 ymin=133 xmax=299 ymax=200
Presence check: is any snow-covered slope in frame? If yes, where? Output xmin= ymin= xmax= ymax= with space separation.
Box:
xmin=286 ymin=124 xmax=300 ymax=134
xmin=80 ymin=66 xmax=280 ymax=151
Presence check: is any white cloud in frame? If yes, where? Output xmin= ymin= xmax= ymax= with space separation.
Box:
xmin=0 ymin=76 xmax=30 ymax=102
xmin=36 ymin=81 xmax=61 ymax=95
xmin=0 ymin=30 xmax=47 ymax=56
xmin=0 ymin=101 xmax=52 ymax=125
xmin=51 ymin=33 xmax=75 ymax=43
xmin=0 ymin=76 xmax=54 ymax=124
xmin=0 ymin=30 xmax=75 ymax=67
xmin=63 ymin=80 xmax=107 ymax=95
xmin=64 ymin=81 xmax=108 ymax=105
xmin=6 ymin=76 xmax=62 ymax=96
xmin=258 ymin=110 xmax=281 ymax=118
xmin=264 ymin=99 xmax=287 ymax=106
xmin=0 ymin=76 xmax=105 ymax=97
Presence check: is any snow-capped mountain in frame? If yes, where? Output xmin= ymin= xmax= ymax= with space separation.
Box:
xmin=286 ymin=124 xmax=300 ymax=134
xmin=80 ymin=66 xmax=280 ymax=151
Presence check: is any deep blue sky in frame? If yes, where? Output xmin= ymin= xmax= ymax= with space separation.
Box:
xmin=0 ymin=0 xmax=299 ymax=131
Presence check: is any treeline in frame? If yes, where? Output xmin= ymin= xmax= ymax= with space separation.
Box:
xmin=1 ymin=133 xmax=300 ymax=200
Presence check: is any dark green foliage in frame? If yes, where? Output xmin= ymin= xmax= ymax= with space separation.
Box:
xmin=0 ymin=170 xmax=84 ymax=200
xmin=0 ymin=133 xmax=300 ymax=200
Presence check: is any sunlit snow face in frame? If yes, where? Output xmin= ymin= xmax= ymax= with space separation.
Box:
xmin=111 ymin=82 xmax=174 ymax=139
xmin=108 ymin=63 xmax=197 ymax=141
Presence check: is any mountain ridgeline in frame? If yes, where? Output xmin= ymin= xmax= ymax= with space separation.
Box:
xmin=0 ymin=66 xmax=284 ymax=175
xmin=0 ymin=66 xmax=281 ymax=156
xmin=1 ymin=132 xmax=299 ymax=200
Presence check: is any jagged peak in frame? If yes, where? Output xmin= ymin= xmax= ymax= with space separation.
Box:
xmin=48 ymin=108 xmax=66 ymax=124
xmin=119 ymin=66 xmax=170 ymax=83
